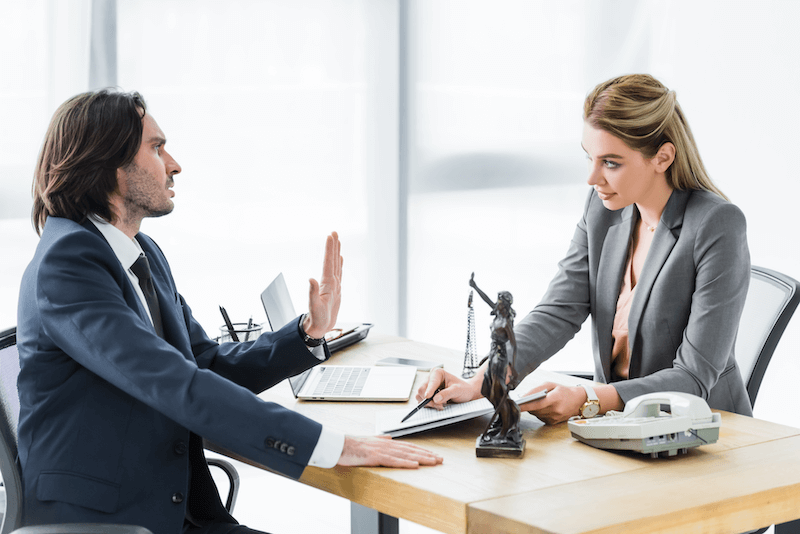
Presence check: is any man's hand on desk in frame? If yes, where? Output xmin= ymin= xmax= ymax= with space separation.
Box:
xmin=415 ymin=368 xmax=483 ymax=410
xmin=337 ymin=436 xmax=443 ymax=469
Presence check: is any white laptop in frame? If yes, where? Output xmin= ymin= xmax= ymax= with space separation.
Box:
xmin=260 ymin=273 xmax=416 ymax=401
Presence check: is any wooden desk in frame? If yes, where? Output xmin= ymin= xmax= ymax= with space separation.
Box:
xmin=212 ymin=335 xmax=800 ymax=534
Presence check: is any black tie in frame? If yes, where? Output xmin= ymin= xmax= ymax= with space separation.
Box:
xmin=130 ymin=254 xmax=165 ymax=339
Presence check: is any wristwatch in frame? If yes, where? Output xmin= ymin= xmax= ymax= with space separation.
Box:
xmin=298 ymin=314 xmax=325 ymax=347
xmin=578 ymin=384 xmax=600 ymax=418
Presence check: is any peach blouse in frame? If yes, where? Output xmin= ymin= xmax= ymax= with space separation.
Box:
xmin=611 ymin=222 xmax=655 ymax=380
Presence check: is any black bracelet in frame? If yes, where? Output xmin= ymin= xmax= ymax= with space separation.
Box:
xmin=298 ymin=314 xmax=325 ymax=347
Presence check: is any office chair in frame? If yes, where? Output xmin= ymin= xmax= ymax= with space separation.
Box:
xmin=733 ymin=267 xmax=800 ymax=534
xmin=733 ymin=266 xmax=800 ymax=408
xmin=0 ymin=327 xmax=239 ymax=534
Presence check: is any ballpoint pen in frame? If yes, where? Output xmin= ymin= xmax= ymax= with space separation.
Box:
xmin=401 ymin=386 xmax=443 ymax=423
xmin=244 ymin=316 xmax=254 ymax=341
xmin=219 ymin=305 xmax=239 ymax=342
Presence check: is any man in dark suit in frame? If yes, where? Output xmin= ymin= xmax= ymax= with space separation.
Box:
xmin=17 ymin=89 xmax=441 ymax=534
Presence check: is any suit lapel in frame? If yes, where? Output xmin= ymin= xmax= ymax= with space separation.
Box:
xmin=595 ymin=204 xmax=635 ymax=382
xmin=627 ymin=190 xmax=689 ymax=376
xmin=136 ymin=237 xmax=192 ymax=354
xmin=81 ymin=220 xmax=154 ymax=329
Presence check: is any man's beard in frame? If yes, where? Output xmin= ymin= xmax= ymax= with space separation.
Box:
xmin=121 ymin=163 xmax=174 ymax=221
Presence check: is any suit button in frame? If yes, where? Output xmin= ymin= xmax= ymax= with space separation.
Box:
xmin=172 ymin=492 xmax=184 ymax=504
xmin=174 ymin=441 xmax=187 ymax=455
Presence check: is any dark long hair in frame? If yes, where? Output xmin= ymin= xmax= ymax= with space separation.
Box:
xmin=32 ymin=89 xmax=147 ymax=235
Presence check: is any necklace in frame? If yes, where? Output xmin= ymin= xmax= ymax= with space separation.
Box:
xmin=641 ymin=219 xmax=658 ymax=233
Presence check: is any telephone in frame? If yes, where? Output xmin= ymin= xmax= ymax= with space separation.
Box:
xmin=567 ymin=391 xmax=721 ymax=458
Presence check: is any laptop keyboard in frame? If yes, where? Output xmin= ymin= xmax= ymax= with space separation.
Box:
xmin=312 ymin=366 xmax=371 ymax=397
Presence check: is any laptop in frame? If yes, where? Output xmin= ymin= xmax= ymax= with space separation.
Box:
xmin=260 ymin=273 xmax=416 ymax=401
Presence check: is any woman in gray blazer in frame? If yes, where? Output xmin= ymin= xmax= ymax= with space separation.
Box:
xmin=418 ymin=74 xmax=752 ymax=424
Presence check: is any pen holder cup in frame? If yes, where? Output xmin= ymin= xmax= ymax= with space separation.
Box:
xmin=219 ymin=322 xmax=262 ymax=343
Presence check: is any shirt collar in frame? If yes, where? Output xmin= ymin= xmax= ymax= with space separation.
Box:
xmin=89 ymin=217 xmax=144 ymax=271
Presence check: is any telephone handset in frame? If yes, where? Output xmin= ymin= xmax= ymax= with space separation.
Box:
xmin=567 ymin=391 xmax=722 ymax=458
xmin=621 ymin=391 xmax=715 ymax=423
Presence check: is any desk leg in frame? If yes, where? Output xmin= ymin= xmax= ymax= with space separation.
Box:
xmin=776 ymin=518 xmax=800 ymax=534
xmin=350 ymin=502 xmax=399 ymax=534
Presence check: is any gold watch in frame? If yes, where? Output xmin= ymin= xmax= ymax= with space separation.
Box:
xmin=578 ymin=384 xmax=600 ymax=418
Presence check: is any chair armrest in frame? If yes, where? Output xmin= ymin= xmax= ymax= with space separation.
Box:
xmin=207 ymin=458 xmax=240 ymax=513
xmin=11 ymin=525 xmax=153 ymax=534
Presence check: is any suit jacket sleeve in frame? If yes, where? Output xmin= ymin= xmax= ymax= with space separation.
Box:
xmin=136 ymin=233 xmax=330 ymax=395
xmin=512 ymin=190 xmax=594 ymax=377
xmin=30 ymin=226 xmax=324 ymax=479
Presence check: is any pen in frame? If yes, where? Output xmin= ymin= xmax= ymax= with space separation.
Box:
xmin=401 ymin=386 xmax=443 ymax=423
xmin=219 ymin=305 xmax=239 ymax=342
xmin=244 ymin=316 xmax=254 ymax=341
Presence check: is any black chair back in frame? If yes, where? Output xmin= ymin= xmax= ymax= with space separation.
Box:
xmin=0 ymin=327 xmax=22 ymax=534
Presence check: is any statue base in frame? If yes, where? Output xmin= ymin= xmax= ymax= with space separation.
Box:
xmin=475 ymin=435 xmax=526 ymax=458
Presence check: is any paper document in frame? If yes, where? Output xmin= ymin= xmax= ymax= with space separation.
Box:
xmin=376 ymin=389 xmax=547 ymax=438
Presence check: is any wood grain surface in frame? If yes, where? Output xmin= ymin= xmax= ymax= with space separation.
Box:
xmin=208 ymin=335 xmax=800 ymax=534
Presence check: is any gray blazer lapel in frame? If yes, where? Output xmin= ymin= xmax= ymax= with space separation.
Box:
xmin=627 ymin=190 xmax=689 ymax=375
xmin=595 ymin=204 xmax=635 ymax=381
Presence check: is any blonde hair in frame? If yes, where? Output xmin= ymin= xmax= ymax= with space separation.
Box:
xmin=583 ymin=74 xmax=727 ymax=200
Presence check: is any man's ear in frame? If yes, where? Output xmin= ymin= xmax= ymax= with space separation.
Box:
xmin=653 ymin=142 xmax=676 ymax=173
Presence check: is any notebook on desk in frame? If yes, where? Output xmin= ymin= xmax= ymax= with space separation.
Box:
xmin=261 ymin=273 xmax=414 ymax=401
xmin=376 ymin=389 xmax=547 ymax=437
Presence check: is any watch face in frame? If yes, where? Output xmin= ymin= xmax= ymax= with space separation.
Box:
xmin=581 ymin=401 xmax=600 ymax=418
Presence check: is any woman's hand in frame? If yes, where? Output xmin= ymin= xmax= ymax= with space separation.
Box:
xmin=518 ymin=381 xmax=623 ymax=425
xmin=415 ymin=368 xmax=483 ymax=410
xmin=517 ymin=382 xmax=586 ymax=425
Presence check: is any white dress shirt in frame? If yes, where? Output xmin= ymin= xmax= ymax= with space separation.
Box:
xmin=89 ymin=217 xmax=344 ymax=468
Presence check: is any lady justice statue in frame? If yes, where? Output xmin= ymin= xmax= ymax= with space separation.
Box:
xmin=469 ymin=273 xmax=525 ymax=458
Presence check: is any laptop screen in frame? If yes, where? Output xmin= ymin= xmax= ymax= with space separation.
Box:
xmin=261 ymin=273 xmax=308 ymax=397
xmin=260 ymin=273 xmax=296 ymax=332
xmin=286 ymin=368 xmax=310 ymax=398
